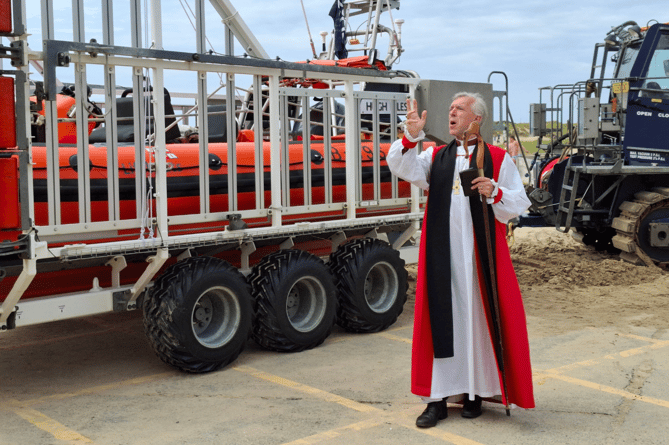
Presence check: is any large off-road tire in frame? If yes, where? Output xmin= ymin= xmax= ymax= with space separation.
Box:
xmin=142 ymin=256 xmax=253 ymax=373
xmin=249 ymin=249 xmax=337 ymax=352
xmin=329 ymin=238 xmax=408 ymax=333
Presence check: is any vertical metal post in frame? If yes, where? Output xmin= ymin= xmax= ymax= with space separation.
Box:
xmin=344 ymin=81 xmax=357 ymax=219
xmin=330 ymin=96 xmax=338 ymax=135
xmin=197 ymin=72 xmax=210 ymax=214
xmin=74 ymin=62 xmax=92 ymax=223
xmin=150 ymin=0 xmax=163 ymax=49
xmin=132 ymin=69 xmax=147 ymax=221
xmin=43 ymin=102 xmax=60 ymax=226
xmin=72 ymin=0 xmax=91 ymax=224
xmin=72 ymin=0 xmax=85 ymax=43
xmin=151 ymin=0 xmax=168 ymax=240
xmin=269 ymin=74 xmax=282 ymax=227
xmin=40 ymin=0 xmax=61 ymax=226
xmin=104 ymin=65 xmax=120 ymax=221
xmin=323 ymin=95 xmax=333 ymax=204
xmin=130 ymin=0 xmax=142 ymax=48
xmin=12 ymin=0 xmax=26 ymax=36
xmin=224 ymin=19 xmax=234 ymax=56
xmin=226 ymin=73 xmax=238 ymax=211
xmin=101 ymin=0 xmax=114 ymax=44
xmin=372 ymin=97 xmax=380 ymax=201
xmin=40 ymin=0 xmax=54 ymax=41
xmin=280 ymin=91 xmax=290 ymax=207
xmin=195 ymin=0 xmax=206 ymax=51
xmin=14 ymin=50 xmax=33 ymax=229
xmin=195 ymin=0 xmax=210 ymax=214
xmin=130 ymin=0 xmax=146 ymax=221
xmin=224 ymin=28 xmax=238 ymax=211
xmin=153 ymin=69 xmax=168 ymax=240
xmin=300 ymin=96 xmax=308 ymax=146
xmin=102 ymin=0 xmax=119 ymax=221
xmin=302 ymin=95 xmax=312 ymax=206
xmin=253 ymin=77 xmax=264 ymax=210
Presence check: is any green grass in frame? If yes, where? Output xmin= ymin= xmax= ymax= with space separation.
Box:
xmin=494 ymin=121 xmax=570 ymax=155
xmin=520 ymin=140 xmax=538 ymax=155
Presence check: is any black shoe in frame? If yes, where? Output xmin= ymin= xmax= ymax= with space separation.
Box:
xmin=416 ymin=400 xmax=448 ymax=428
xmin=461 ymin=395 xmax=483 ymax=418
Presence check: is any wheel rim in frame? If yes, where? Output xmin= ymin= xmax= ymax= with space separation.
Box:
xmin=191 ymin=286 xmax=241 ymax=348
xmin=285 ymin=276 xmax=327 ymax=333
xmin=363 ymin=261 xmax=398 ymax=313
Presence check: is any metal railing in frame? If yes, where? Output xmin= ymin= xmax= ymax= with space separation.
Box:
xmin=25 ymin=44 xmax=421 ymax=261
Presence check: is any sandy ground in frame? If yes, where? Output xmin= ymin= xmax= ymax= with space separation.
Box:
xmin=406 ymin=227 xmax=669 ymax=338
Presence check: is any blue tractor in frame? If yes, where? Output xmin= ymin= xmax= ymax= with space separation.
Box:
xmin=525 ymin=21 xmax=669 ymax=268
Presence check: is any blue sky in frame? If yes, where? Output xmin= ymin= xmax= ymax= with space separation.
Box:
xmin=22 ymin=0 xmax=667 ymax=122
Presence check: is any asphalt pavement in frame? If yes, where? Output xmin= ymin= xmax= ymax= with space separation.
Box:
xmin=1 ymin=293 xmax=668 ymax=445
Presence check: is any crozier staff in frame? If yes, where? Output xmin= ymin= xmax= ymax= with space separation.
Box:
xmin=387 ymin=93 xmax=535 ymax=428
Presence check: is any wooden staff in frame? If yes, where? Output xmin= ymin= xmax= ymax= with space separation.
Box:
xmin=466 ymin=121 xmax=511 ymax=416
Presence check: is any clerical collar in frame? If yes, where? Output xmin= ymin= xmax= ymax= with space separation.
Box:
xmin=456 ymin=138 xmax=477 ymax=156
xmin=456 ymin=137 xmax=478 ymax=147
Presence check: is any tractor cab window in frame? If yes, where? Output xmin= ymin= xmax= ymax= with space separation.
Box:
xmin=615 ymin=43 xmax=640 ymax=80
xmin=640 ymin=33 xmax=669 ymax=97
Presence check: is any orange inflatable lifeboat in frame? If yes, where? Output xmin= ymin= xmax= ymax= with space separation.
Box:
xmin=28 ymin=139 xmax=408 ymax=226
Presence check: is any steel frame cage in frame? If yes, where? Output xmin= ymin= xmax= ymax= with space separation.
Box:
xmin=1 ymin=0 xmax=427 ymax=329
xmin=33 ymin=39 xmax=422 ymax=244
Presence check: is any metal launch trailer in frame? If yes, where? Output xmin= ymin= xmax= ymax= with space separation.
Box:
xmin=0 ymin=0 xmax=503 ymax=372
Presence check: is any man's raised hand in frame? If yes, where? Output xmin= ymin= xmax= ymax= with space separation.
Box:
xmin=404 ymin=98 xmax=427 ymax=139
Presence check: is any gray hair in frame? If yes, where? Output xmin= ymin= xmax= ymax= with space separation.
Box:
xmin=452 ymin=92 xmax=487 ymax=123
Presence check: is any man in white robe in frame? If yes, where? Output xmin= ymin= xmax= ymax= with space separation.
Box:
xmin=387 ymin=93 xmax=535 ymax=428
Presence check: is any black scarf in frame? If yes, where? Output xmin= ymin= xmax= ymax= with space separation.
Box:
xmin=424 ymin=140 xmax=497 ymax=359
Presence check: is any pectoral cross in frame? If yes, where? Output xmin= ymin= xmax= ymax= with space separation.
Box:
xmin=452 ymin=178 xmax=461 ymax=195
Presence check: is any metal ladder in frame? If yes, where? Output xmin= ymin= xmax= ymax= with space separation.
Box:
xmin=555 ymin=154 xmax=582 ymax=233
xmin=588 ymin=43 xmax=610 ymax=98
